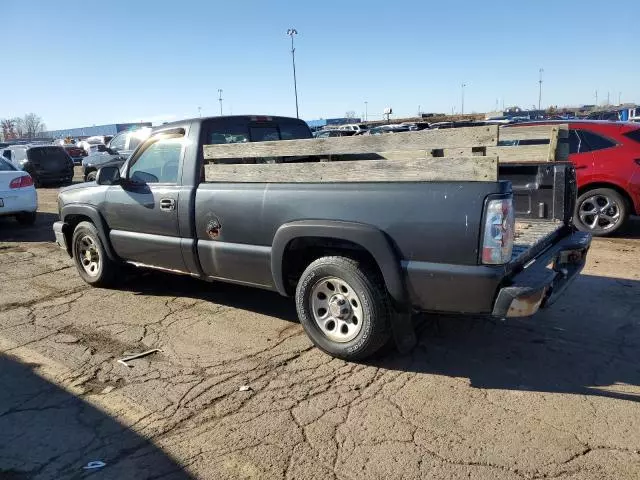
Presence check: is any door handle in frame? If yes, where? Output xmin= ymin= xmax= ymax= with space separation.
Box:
xmin=159 ymin=198 xmax=176 ymax=211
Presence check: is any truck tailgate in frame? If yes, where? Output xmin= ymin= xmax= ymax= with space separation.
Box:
xmin=511 ymin=219 xmax=564 ymax=265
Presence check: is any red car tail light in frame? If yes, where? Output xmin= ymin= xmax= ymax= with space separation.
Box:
xmin=481 ymin=197 xmax=515 ymax=265
xmin=9 ymin=175 xmax=34 ymax=189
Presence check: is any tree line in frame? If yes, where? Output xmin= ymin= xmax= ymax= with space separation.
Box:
xmin=1 ymin=113 xmax=46 ymax=140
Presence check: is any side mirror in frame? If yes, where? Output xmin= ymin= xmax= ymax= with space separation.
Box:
xmin=95 ymin=165 xmax=121 ymax=185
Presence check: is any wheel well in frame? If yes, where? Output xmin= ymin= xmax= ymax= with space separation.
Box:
xmin=281 ymin=237 xmax=383 ymax=296
xmin=62 ymin=214 xmax=93 ymax=254
xmin=578 ymin=183 xmax=635 ymax=215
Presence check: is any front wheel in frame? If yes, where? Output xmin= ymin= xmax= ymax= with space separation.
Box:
xmin=575 ymin=188 xmax=627 ymax=236
xmin=71 ymin=221 xmax=117 ymax=286
xmin=295 ymin=256 xmax=391 ymax=360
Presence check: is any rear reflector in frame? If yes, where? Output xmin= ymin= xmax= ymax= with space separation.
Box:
xmin=9 ymin=175 xmax=34 ymax=189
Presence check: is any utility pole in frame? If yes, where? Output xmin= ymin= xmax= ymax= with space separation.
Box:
xmin=461 ymin=83 xmax=466 ymax=115
xmin=364 ymin=101 xmax=368 ymax=121
xmin=595 ymin=90 xmax=598 ymax=106
xmin=218 ymin=89 xmax=223 ymax=116
xmin=619 ymin=92 xmax=622 ymax=105
xmin=198 ymin=106 xmax=202 ymax=118
xmin=538 ymin=68 xmax=544 ymax=111
xmin=286 ymin=28 xmax=299 ymax=118
xmin=607 ymin=91 xmax=610 ymax=105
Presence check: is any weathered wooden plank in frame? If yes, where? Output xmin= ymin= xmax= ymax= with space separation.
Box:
xmin=203 ymin=126 xmax=498 ymax=160
xmin=488 ymin=144 xmax=551 ymax=163
xmin=499 ymin=124 xmax=569 ymax=141
xmin=547 ymin=126 xmax=560 ymax=162
xmin=499 ymin=125 xmax=554 ymax=142
xmin=204 ymin=156 xmax=498 ymax=183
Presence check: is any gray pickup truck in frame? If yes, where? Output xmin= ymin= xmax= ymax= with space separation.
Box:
xmin=53 ymin=115 xmax=592 ymax=360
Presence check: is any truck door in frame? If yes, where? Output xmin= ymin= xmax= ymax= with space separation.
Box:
xmin=103 ymin=130 xmax=187 ymax=272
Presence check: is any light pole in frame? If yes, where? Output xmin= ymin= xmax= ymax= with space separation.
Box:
xmin=218 ymin=89 xmax=223 ymax=116
xmin=538 ymin=68 xmax=544 ymax=111
xmin=461 ymin=83 xmax=466 ymax=115
xmin=286 ymin=28 xmax=299 ymax=118
xmin=364 ymin=101 xmax=368 ymax=121
xmin=198 ymin=106 xmax=202 ymax=118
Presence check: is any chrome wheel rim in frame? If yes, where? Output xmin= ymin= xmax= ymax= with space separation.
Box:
xmin=579 ymin=194 xmax=620 ymax=232
xmin=77 ymin=235 xmax=100 ymax=277
xmin=310 ymin=277 xmax=364 ymax=343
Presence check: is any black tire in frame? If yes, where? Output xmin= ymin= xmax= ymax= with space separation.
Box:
xmin=574 ymin=188 xmax=628 ymax=236
xmin=15 ymin=211 xmax=37 ymax=225
xmin=86 ymin=170 xmax=97 ymax=182
xmin=295 ymin=256 xmax=391 ymax=361
xmin=71 ymin=221 xmax=117 ymax=287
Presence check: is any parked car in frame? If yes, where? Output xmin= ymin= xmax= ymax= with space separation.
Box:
xmin=78 ymin=136 xmax=112 ymax=155
xmin=2 ymin=145 xmax=74 ymax=186
xmin=338 ymin=124 xmax=369 ymax=133
xmin=82 ymin=128 xmax=152 ymax=181
xmin=63 ymin=145 xmax=86 ymax=165
xmin=0 ymin=157 xmax=37 ymax=225
xmin=506 ymin=120 xmax=640 ymax=236
xmin=53 ymin=115 xmax=590 ymax=361
xmin=314 ymin=129 xmax=357 ymax=138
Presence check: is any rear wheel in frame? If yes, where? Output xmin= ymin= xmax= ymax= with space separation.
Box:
xmin=575 ymin=188 xmax=627 ymax=236
xmin=71 ymin=221 xmax=117 ymax=286
xmin=295 ymin=256 xmax=391 ymax=360
xmin=15 ymin=212 xmax=36 ymax=225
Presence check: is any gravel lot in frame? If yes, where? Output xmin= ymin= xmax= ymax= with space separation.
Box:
xmin=1 ymin=175 xmax=639 ymax=479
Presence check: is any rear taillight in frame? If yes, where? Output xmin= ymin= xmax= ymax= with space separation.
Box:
xmin=481 ymin=197 xmax=515 ymax=265
xmin=9 ymin=175 xmax=34 ymax=189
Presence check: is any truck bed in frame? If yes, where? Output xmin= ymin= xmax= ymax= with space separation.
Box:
xmin=511 ymin=220 xmax=563 ymax=264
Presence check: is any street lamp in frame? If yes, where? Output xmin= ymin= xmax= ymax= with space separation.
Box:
xmin=287 ymin=28 xmax=299 ymax=119
xmin=198 ymin=106 xmax=202 ymax=118
xmin=461 ymin=83 xmax=466 ymax=115
xmin=364 ymin=101 xmax=368 ymax=121
xmin=538 ymin=68 xmax=544 ymax=111
xmin=218 ymin=89 xmax=223 ymax=116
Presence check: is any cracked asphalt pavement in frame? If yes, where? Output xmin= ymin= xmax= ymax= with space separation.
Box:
xmin=1 ymin=178 xmax=639 ymax=479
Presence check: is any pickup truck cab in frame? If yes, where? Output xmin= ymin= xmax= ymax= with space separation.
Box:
xmin=54 ymin=116 xmax=591 ymax=360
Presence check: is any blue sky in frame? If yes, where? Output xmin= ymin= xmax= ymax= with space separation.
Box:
xmin=2 ymin=0 xmax=638 ymax=129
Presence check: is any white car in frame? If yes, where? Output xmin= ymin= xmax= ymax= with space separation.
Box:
xmin=338 ymin=123 xmax=369 ymax=133
xmin=0 ymin=157 xmax=37 ymax=225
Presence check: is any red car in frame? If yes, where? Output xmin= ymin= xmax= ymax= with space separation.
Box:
xmin=512 ymin=121 xmax=640 ymax=236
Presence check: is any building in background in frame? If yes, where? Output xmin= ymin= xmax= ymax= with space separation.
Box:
xmin=43 ymin=122 xmax=152 ymax=140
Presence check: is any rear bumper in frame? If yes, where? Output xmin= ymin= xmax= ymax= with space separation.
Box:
xmin=404 ymin=229 xmax=591 ymax=317
xmin=492 ymin=230 xmax=591 ymax=317
xmin=0 ymin=188 xmax=37 ymax=215
xmin=32 ymin=170 xmax=74 ymax=183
